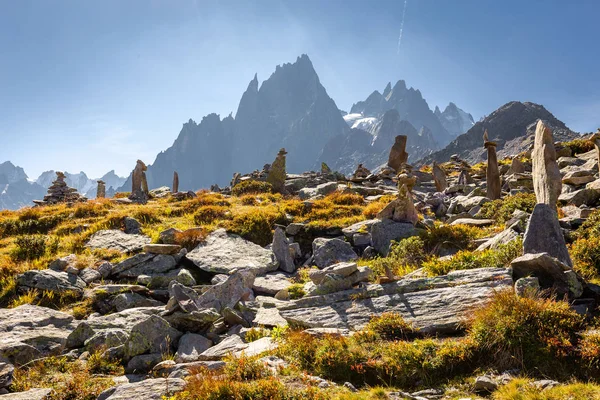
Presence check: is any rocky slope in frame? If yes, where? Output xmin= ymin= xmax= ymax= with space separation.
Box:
xmin=419 ymin=101 xmax=580 ymax=165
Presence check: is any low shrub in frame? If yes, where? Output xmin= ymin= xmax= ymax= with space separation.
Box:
xmin=421 ymin=223 xmax=486 ymax=253
xmin=224 ymin=354 xmax=271 ymax=381
xmin=579 ymin=330 xmax=600 ymax=372
xmin=287 ymin=283 xmax=306 ymax=299
xmin=326 ymin=192 xmax=365 ymax=206
xmin=492 ymin=379 xmax=600 ymax=400
xmin=227 ymin=208 xmax=285 ymax=246
xmin=359 ymin=312 xmax=419 ymax=342
xmin=576 ymin=209 xmax=600 ymax=239
xmin=562 ymin=138 xmax=595 ymax=156
xmin=570 ymin=237 xmax=600 ymax=280
xmin=367 ymin=236 xmax=428 ymax=278
xmin=232 ymin=180 xmax=274 ymax=196
xmin=10 ymin=235 xmax=47 ymax=261
xmin=422 ymin=238 xmax=522 ymax=276
xmin=193 ymin=205 xmax=230 ymax=225
xmin=0 ymin=214 xmax=65 ymax=237
xmin=479 ymin=192 xmax=537 ymax=224
xmin=467 ymin=290 xmax=584 ymax=374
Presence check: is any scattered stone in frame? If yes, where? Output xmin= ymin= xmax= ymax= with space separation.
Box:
xmin=253 ymin=272 xmax=292 ymax=295
xmin=514 ymin=277 xmax=540 ymax=297
xmin=298 ymin=182 xmax=338 ymax=200
xmin=0 ymin=359 xmax=14 ymax=389
xmin=79 ymin=268 xmax=101 ymax=284
xmin=511 ymin=253 xmax=582 ymax=297
xmin=112 ymin=293 xmax=165 ymax=312
xmin=17 ymin=269 xmax=86 ymax=296
xmin=253 ymin=307 xmax=288 ymax=327
xmin=351 ymin=164 xmax=371 ymax=181
xmin=234 ymin=336 xmax=277 ymax=358
xmin=312 ymin=238 xmax=358 ymax=268
xmin=199 ymin=335 xmax=248 ymax=361
xmin=474 ymin=375 xmax=498 ymax=392
xmin=562 ymin=170 xmax=595 ymax=186
xmin=126 ymin=353 xmax=162 ymax=374
xmin=117 ymin=254 xmax=178 ymax=279
xmin=123 ymin=217 xmax=142 ymax=235
xmin=186 ymin=229 xmax=278 ymax=275
xmin=370 ymin=219 xmax=419 ymax=256
xmin=309 ymin=262 xmax=358 ymax=285
xmin=175 ymin=333 xmax=213 ymax=363
xmin=143 ymin=244 xmax=182 ymax=255
xmin=0 ymin=388 xmax=53 ymax=400
xmin=507 ymin=157 xmax=526 ymax=174
xmin=97 ymin=377 xmax=186 ymax=400
xmin=532 ymin=121 xmax=562 ymax=208
xmin=272 ymin=227 xmax=295 ymax=273
xmin=86 ymin=230 xmax=151 ymax=253
xmin=124 ymin=315 xmax=182 ymax=358
xmin=0 ymin=305 xmax=78 ymax=365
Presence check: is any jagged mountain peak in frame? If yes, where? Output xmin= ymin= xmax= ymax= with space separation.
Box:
xmin=420 ymin=101 xmax=578 ymax=165
xmin=435 ymin=102 xmax=475 ymax=138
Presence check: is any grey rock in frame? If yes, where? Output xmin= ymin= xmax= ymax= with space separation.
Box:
xmin=67 ymin=307 xmax=161 ymax=349
xmin=124 ymin=315 xmax=182 ymax=357
xmin=514 ymin=277 xmax=540 ymax=297
xmin=253 ymin=308 xmax=288 ymax=327
xmin=511 ymin=253 xmax=582 ymax=297
xmin=175 ymin=333 xmax=213 ymax=363
xmin=159 ymin=228 xmax=180 ymax=245
xmin=234 ymin=337 xmax=276 ymax=357
xmin=523 ymin=203 xmax=572 ymax=267
xmin=138 ymin=268 xmax=196 ymax=289
xmin=272 ymin=227 xmax=295 ymax=273
xmin=125 ymin=353 xmax=163 ymax=374
xmin=562 ymin=170 xmax=595 ymax=186
xmin=449 ymin=218 xmax=494 ymax=226
xmin=97 ymin=261 xmax=113 ymax=278
xmin=0 ymin=388 xmax=53 ymax=399
xmin=199 ymin=335 xmax=248 ymax=361
xmin=558 ymin=188 xmax=600 ymax=207
xmin=476 ymin=227 xmax=519 ymax=251
xmin=97 ymin=378 xmax=186 ymax=400
xmin=309 ymin=262 xmax=358 ymax=285
xmin=280 ymin=268 xmax=511 ymax=333
xmin=0 ymin=359 xmax=14 ymax=389
xmin=370 ymin=219 xmax=419 ymax=256
xmin=118 ymin=254 xmax=177 ymax=279
xmin=112 ymin=293 xmax=165 ymax=312
xmin=285 ymin=223 xmax=304 ymax=236
xmin=84 ymin=329 xmax=129 ymax=352
xmin=532 ymin=121 xmax=562 ymax=208
xmin=187 ymin=229 xmax=278 ymax=275
xmin=307 ymin=266 xmax=373 ymax=296
xmin=79 ymin=268 xmax=101 ymax=284
xmin=0 ymin=305 xmax=77 ymax=365
xmin=48 ymin=254 xmax=76 ymax=272
xmin=474 ymin=375 xmax=498 ymax=392
xmin=86 ymin=230 xmax=151 ymax=253
xmin=298 ymin=182 xmax=338 ymax=200
xmin=17 ymin=269 xmax=86 ymax=296
xmin=123 ymin=217 xmax=143 ymax=235
xmin=252 ymin=272 xmax=292 ymax=295
xmin=312 ymin=238 xmax=358 ymax=268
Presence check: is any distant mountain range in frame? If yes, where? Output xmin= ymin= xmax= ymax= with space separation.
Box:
xmin=0 ymin=164 xmax=125 ymax=210
xmin=2 ymin=54 xmax=581 ymax=210
xmin=119 ymin=55 xmax=475 ymax=191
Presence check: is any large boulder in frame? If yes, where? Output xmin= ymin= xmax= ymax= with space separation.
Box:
xmin=186 ymin=229 xmax=278 ymax=275
xmin=370 ymin=219 xmax=419 ymax=256
xmin=510 ymin=253 xmax=583 ymax=298
xmin=86 ymin=230 xmax=151 ymax=253
xmin=252 ymin=272 xmax=292 ymax=296
xmin=0 ymin=305 xmax=78 ymax=365
xmin=298 ymin=182 xmax=338 ymax=200
xmin=312 ymin=238 xmax=358 ymax=268
xmin=17 ymin=269 xmax=86 ymax=296
xmin=0 ymin=388 xmax=53 ymax=399
xmin=272 ymin=227 xmax=295 ymax=273
xmin=523 ymin=203 xmax=572 ymax=267
xmin=175 ymin=333 xmax=213 ymax=363
xmin=279 ymin=268 xmax=512 ymax=333
xmin=124 ymin=315 xmax=182 ymax=358
xmin=558 ymin=188 xmax=600 ymax=207
xmin=198 ymin=335 xmax=248 ymax=361
xmin=116 ymin=254 xmax=178 ymax=279
xmin=97 ymin=378 xmax=186 ymax=400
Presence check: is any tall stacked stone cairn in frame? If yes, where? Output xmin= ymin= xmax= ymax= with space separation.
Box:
xmin=483 ymin=129 xmax=501 ymax=200
xmin=266 ymin=148 xmax=287 ymax=194
xmin=172 ymin=171 xmax=179 ymax=193
xmin=532 ymin=120 xmax=562 ymax=209
xmin=432 ymin=161 xmax=447 ymax=192
xmin=129 ymin=160 xmax=149 ymax=204
xmin=377 ymin=183 xmax=418 ymax=225
xmin=387 ymin=135 xmax=408 ymax=172
xmin=35 ymin=172 xmax=86 ymax=205
xmin=351 ymin=164 xmax=371 ymax=182
xmin=96 ymin=180 xmax=106 ymax=199
xmin=397 ymin=164 xmax=417 ymax=192
xmin=523 ymin=120 xmax=573 ymax=267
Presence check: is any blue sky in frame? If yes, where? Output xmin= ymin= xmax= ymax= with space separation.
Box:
xmin=1 ymin=0 xmax=599 ymax=178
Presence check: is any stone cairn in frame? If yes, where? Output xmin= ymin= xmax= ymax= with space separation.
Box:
xmin=129 ymin=160 xmax=149 ymax=204
xmin=484 ymin=129 xmax=501 ymax=200
xmin=266 ymin=148 xmax=287 ymax=194
xmin=96 ymin=180 xmax=106 ymax=199
xmin=173 ymin=171 xmax=179 ymax=193
xmin=432 ymin=161 xmax=447 ymax=192
xmin=351 ymin=164 xmax=371 ymax=182
xmin=531 ymin=121 xmax=561 ymax=210
xmin=388 ymin=135 xmax=409 ymax=172
xmin=35 ymin=172 xmax=86 ymax=206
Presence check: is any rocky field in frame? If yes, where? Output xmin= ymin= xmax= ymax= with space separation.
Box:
xmin=1 ymin=124 xmax=600 ymax=399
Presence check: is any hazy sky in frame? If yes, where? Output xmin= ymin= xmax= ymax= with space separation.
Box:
xmin=1 ymin=0 xmax=599 ymax=178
